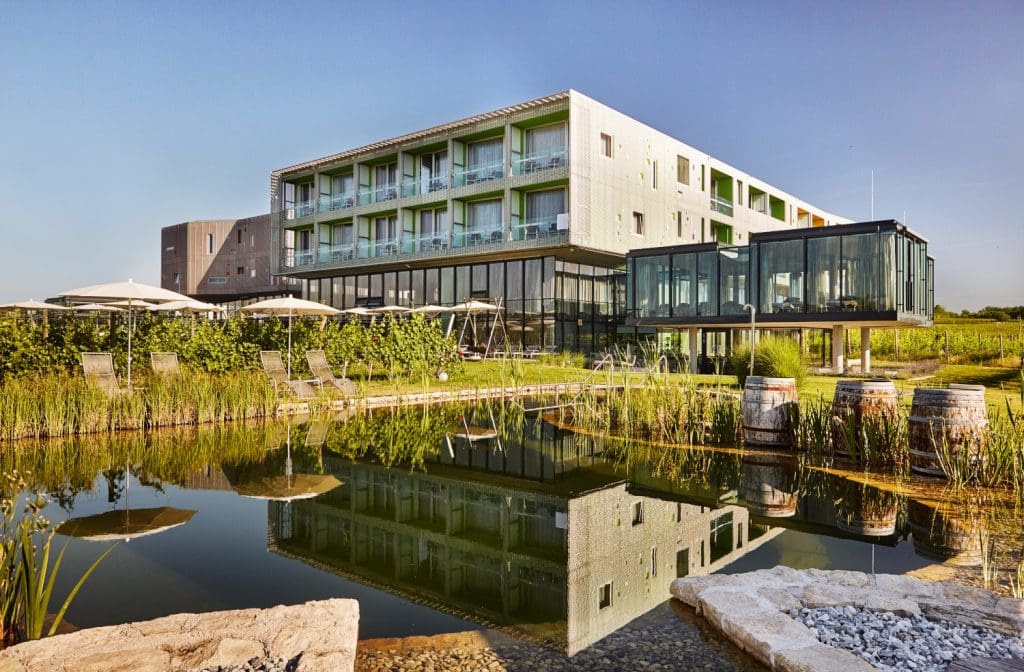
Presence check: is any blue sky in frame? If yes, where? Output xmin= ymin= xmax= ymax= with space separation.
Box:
xmin=1 ymin=1 xmax=1021 ymax=310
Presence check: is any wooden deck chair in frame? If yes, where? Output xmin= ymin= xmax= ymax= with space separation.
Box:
xmin=305 ymin=349 xmax=356 ymax=396
xmin=81 ymin=352 xmax=121 ymax=396
xmin=259 ymin=351 xmax=318 ymax=399
xmin=150 ymin=352 xmax=181 ymax=376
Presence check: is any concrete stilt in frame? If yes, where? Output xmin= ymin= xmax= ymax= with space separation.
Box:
xmin=831 ymin=324 xmax=845 ymax=374
xmin=861 ymin=326 xmax=871 ymax=374
xmin=688 ymin=327 xmax=699 ymax=373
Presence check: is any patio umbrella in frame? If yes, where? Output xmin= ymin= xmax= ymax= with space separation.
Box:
xmin=60 ymin=279 xmax=192 ymax=387
xmin=57 ymin=507 xmax=196 ymax=542
xmin=240 ymin=297 xmax=340 ymax=378
xmin=340 ymin=306 xmax=375 ymax=316
xmin=371 ymin=305 xmax=410 ymax=315
xmin=222 ymin=426 xmax=342 ymax=501
xmin=0 ymin=299 xmax=67 ymax=336
xmin=106 ymin=299 xmax=157 ymax=309
xmin=448 ymin=299 xmax=499 ymax=313
xmin=74 ymin=303 xmax=124 ymax=313
xmin=149 ymin=299 xmax=226 ymax=314
xmin=410 ymin=304 xmax=450 ymax=315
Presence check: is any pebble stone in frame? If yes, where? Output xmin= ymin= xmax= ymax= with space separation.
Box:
xmin=183 ymin=655 xmax=298 ymax=672
xmin=789 ymin=605 xmax=1024 ymax=672
xmin=354 ymin=606 xmax=759 ymax=672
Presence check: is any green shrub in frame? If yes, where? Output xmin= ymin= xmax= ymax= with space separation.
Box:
xmin=731 ymin=336 xmax=806 ymax=388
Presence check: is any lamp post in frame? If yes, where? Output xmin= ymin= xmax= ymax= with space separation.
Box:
xmin=743 ymin=304 xmax=756 ymax=376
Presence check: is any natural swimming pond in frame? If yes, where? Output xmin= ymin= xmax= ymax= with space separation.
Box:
xmin=4 ymin=402 xmax=1020 ymax=656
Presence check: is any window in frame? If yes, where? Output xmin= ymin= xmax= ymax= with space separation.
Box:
xmin=375 ymin=163 xmax=398 ymax=201
xmin=467 ymin=199 xmax=502 ymax=234
xmin=737 ymin=180 xmax=744 ymax=206
xmin=467 ymin=138 xmax=503 ymax=182
xmin=525 ymin=188 xmax=565 ymax=232
xmin=249 ymin=269 xmax=256 ymax=278
xmin=651 ymin=547 xmax=658 ymax=577
xmin=677 ymin=156 xmax=690 ymax=185
xmin=651 ymin=160 xmax=658 ymax=189
xmin=420 ymin=151 xmax=448 ymax=192
xmin=524 ymin=123 xmax=567 ymax=171
xmin=599 ymin=582 xmax=612 ymax=609
xmin=206 ymin=233 xmax=214 ymax=254
xmin=237 ymin=230 xmax=242 ymax=244
xmin=632 ymin=211 xmax=644 ymax=236
xmin=677 ymin=211 xmax=683 ymax=238
xmin=172 ymin=272 xmax=180 ymax=286
xmin=600 ymin=133 xmax=613 ymax=158
xmin=236 ymin=266 xmax=244 ymax=275
xmin=632 ymin=501 xmax=644 ymax=526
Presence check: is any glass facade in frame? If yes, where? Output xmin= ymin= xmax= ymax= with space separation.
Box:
xmin=302 ymin=255 xmax=625 ymax=351
xmin=627 ymin=222 xmax=933 ymax=324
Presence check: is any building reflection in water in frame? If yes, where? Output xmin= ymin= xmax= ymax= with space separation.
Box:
xmin=260 ymin=410 xmax=923 ymax=655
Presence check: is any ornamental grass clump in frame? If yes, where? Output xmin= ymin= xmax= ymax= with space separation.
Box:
xmin=730 ymin=336 xmax=806 ymax=389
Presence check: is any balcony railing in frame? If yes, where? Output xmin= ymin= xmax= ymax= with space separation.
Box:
xmin=403 ymin=232 xmax=450 ymax=254
xmin=710 ymin=195 xmax=734 ymax=217
xmin=319 ymin=192 xmax=356 ymax=213
xmin=511 ymin=216 xmax=563 ymax=241
xmin=453 ymin=225 xmax=504 ymax=248
xmin=511 ymin=149 xmax=567 ymax=176
xmin=369 ymin=239 xmax=399 ymax=257
xmin=282 ymin=202 xmax=316 ymax=220
xmin=318 ymin=242 xmax=355 ymax=264
xmin=281 ymin=249 xmax=316 ymax=268
xmin=357 ymin=184 xmax=399 ymax=206
xmin=452 ymin=162 xmax=505 ymax=188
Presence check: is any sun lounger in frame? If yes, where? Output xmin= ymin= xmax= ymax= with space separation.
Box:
xmin=150 ymin=352 xmax=181 ymax=376
xmin=260 ymin=351 xmax=318 ymax=399
xmin=305 ymin=350 xmax=356 ymax=396
xmin=81 ymin=352 xmax=122 ymax=396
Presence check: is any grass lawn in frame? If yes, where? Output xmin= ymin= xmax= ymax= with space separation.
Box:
xmin=349 ymin=358 xmax=1023 ymax=412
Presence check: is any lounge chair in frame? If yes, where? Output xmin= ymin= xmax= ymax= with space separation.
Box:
xmin=259 ymin=351 xmax=318 ymax=399
xmin=305 ymin=420 xmax=328 ymax=448
xmin=150 ymin=352 xmax=181 ymax=376
xmin=305 ymin=350 xmax=356 ymax=396
xmin=81 ymin=352 xmax=122 ymax=396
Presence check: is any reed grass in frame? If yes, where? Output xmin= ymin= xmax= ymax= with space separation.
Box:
xmin=0 ymin=371 xmax=278 ymax=441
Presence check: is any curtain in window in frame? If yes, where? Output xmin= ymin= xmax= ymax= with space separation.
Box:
xmin=525 ymin=189 xmax=565 ymax=222
xmin=525 ymin=124 xmax=566 ymax=157
xmin=468 ymin=139 xmax=502 ymax=169
xmin=419 ymin=210 xmax=434 ymax=237
xmin=468 ymin=199 xmax=502 ymax=231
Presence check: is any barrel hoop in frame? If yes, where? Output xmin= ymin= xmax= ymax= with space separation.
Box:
xmin=908 ymin=416 xmax=989 ymax=426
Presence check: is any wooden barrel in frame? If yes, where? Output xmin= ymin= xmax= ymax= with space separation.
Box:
xmin=830 ymin=379 xmax=899 ymax=459
xmin=833 ymin=480 xmax=898 ymax=537
xmin=908 ymin=499 xmax=982 ymax=567
xmin=742 ymin=377 xmax=798 ymax=447
xmin=908 ymin=385 xmax=988 ymax=477
xmin=740 ymin=452 xmax=798 ymax=518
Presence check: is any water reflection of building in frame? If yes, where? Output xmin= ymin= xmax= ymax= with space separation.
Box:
xmin=266 ymin=438 xmax=782 ymax=654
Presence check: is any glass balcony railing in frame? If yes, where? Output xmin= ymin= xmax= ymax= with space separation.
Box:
xmin=318 ymin=243 xmax=355 ymax=264
xmin=511 ymin=149 xmax=567 ymax=176
xmin=357 ymin=184 xmax=399 ymax=206
xmin=511 ymin=216 xmax=565 ymax=241
xmin=710 ymin=195 xmax=734 ymax=217
xmin=282 ymin=249 xmax=315 ymax=268
xmin=421 ymin=176 xmax=448 ymax=193
xmin=403 ymin=232 xmax=450 ymax=254
xmin=453 ymin=225 xmax=504 ymax=248
xmin=452 ymin=162 xmax=505 ymax=187
xmin=282 ymin=202 xmax=316 ymax=220
xmin=369 ymin=239 xmax=399 ymax=257
xmin=319 ymin=193 xmax=356 ymax=213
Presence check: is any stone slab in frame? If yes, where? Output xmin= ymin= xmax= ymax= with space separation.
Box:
xmin=773 ymin=642 xmax=877 ymax=672
xmin=0 ymin=599 xmax=359 ymax=672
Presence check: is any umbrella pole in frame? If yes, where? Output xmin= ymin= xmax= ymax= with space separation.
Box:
xmin=287 ymin=313 xmax=293 ymax=379
xmin=127 ymin=300 xmax=133 ymax=388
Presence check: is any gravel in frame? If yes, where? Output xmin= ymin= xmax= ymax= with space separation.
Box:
xmin=789 ymin=605 xmax=1024 ymax=671
xmin=184 ymin=655 xmax=299 ymax=672
xmin=356 ymin=603 xmax=763 ymax=671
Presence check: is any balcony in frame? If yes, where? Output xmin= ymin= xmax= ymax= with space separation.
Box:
xmin=368 ymin=239 xmax=399 ymax=258
xmin=710 ymin=195 xmax=734 ymax=217
xmin=281 ymin=249 xmax=316 ymax=269
xmin=319 ymin=192 xmax=356 ymax=214
xmin=453 ymin=162 xmax=505 ymax=188
xmin=318 ymin=243 xmax=355 ymax=264
xmin=402 ymin=232 xmax=450 ymax=254
xmin=512 ymin=149 xmax=567 ymax=176
xmin=357 ymin=184 xmax=399 ymax=206
xmin=454 ymin=225 xmax=504 ymax=248
xmin=511 ymin=216 xmax=563 ymax=241
xmin=282 ymin=202 xmax=316 ymax=221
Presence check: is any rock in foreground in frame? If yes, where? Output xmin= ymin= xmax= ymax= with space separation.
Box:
xmin=0 ymin=599 xmax=359 ymax=672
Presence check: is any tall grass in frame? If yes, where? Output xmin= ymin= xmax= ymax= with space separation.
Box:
xmin=730 ymin=336 xmax=806 ymax=388
xmin=0 ymin=371 xmax=278 ymax=441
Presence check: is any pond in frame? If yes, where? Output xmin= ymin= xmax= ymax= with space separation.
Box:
xmin=4 ymin=402 xmax=1020 ymax=656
